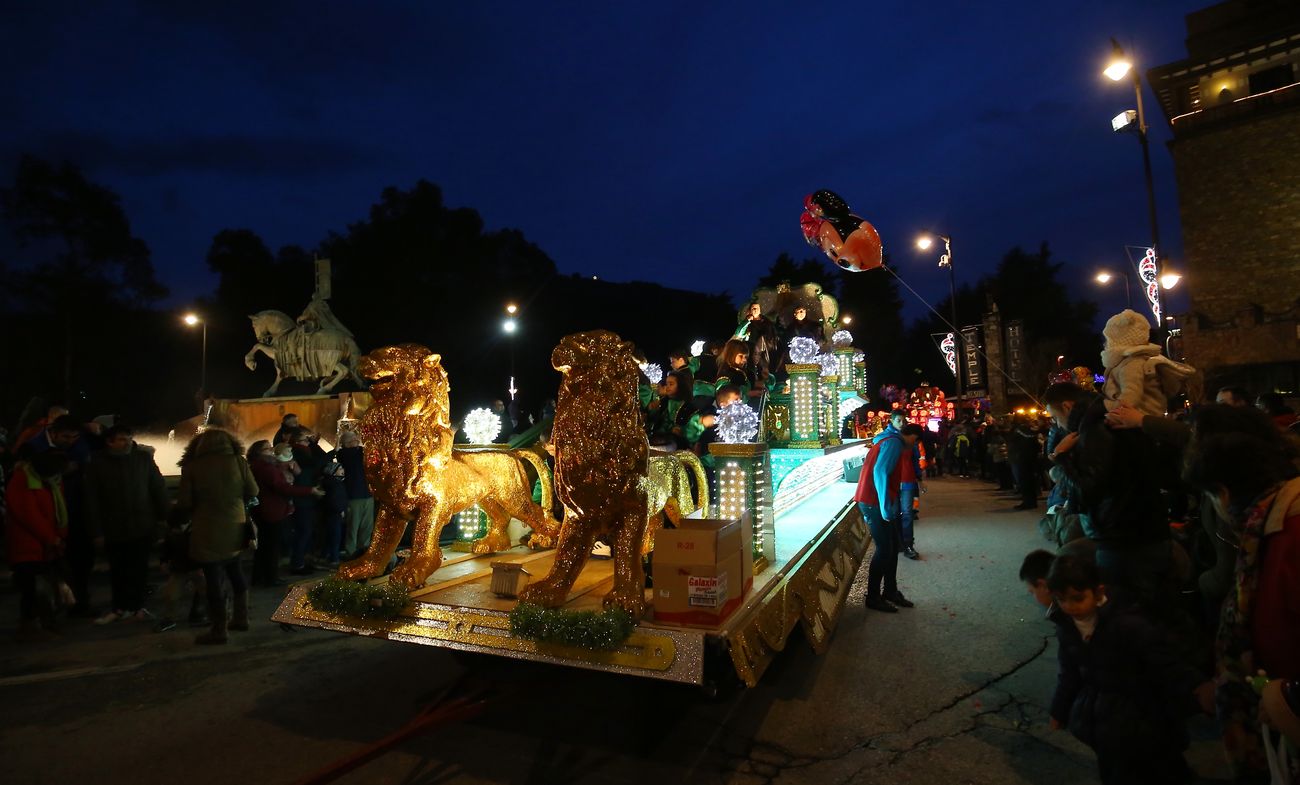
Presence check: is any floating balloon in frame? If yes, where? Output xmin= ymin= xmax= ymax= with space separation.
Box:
xmin=801 ymin=190 xmax=883 ymax=272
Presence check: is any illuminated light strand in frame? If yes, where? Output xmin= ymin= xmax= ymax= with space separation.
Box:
xmin=831 ymin=329 xmax=854 ymax=347
xmin=788 ymin=337 xmax=819 ymax=364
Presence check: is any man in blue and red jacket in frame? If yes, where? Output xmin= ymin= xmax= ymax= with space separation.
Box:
xmin=855 ymin=418 xmax=923 ymax=612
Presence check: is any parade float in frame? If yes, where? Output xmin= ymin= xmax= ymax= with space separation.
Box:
xmin=272 ymin=193 xmax=882 ymax=690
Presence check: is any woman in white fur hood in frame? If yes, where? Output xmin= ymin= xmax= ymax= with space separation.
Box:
xmin=1100 ymin=309 xmax=1198 ymax=417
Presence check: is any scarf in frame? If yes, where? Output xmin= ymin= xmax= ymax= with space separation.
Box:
xmin=20 ymin=462 xmax=68 ymax=533
xmin=1215 ymin=483 xmax=1282 ymax=778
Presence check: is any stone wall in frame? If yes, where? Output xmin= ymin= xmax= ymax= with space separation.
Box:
xmin=1169 ymin=104 xmax=1300 ymax=376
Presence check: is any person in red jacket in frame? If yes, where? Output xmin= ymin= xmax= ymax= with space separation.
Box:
xmin=854 ymin=420 xmax=923 ymax=612
xmin=5 ymin=451 xmax=69 ymax=639
xmin=247 ymin=440 xmax=322 ymax=586
xmin=1183 ymin=405 xmax=1300 ymax=780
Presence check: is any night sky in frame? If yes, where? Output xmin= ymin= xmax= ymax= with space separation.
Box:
xmin=2 ymin=1 xmax=1204 ymax=321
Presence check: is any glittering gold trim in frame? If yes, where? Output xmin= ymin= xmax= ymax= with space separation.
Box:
xmin=787 ymin=440 xmax=823 ymax=449
xmin=278 ymin=589 xmax=688 ymax=676
xmin=722 ymin=500 xmax=870 ymax=687
xmin=785 ymin=363 xmax=822 ymax=374
xmin=709 ymin=443 xmax=769 ymax=458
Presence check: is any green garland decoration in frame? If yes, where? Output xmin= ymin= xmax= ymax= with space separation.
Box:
xmin=306 ymin=577 xmax=409 ymax=620
xmin=508 ymin=602 xmax=635 ymax=651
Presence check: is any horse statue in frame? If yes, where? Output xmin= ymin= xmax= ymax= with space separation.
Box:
xmin=244 ymin=300 xmax=365 ymax=397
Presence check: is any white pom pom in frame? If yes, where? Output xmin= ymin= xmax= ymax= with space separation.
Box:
xmin=642 ymin=362 xmax=663 ymax=385
xmin=716 ymin=401 xmax=760 ymax=444
xmin=690 ymin=340 xmax=705 ymax=357
xmin=853 ymin=351 xmax=865 ymax=363
xmin=831 ymin=329 xmax=853 ymax=347
xmin=463 ymin=408 xmax=502 ymax=444
xmin=788 ymin=336 xmax=819 ymax=364
xmin=817 ymin=353 xmax=839 ymax=378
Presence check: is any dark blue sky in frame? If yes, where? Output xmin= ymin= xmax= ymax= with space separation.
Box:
xmin=2 ymin=1 xmax=1204 ymax=321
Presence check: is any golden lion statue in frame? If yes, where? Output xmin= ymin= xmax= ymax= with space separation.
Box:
xmin=337 ymin=344 xmax=560 ymax=589
xmin=518 ymin=330 xmax=653 ymax=616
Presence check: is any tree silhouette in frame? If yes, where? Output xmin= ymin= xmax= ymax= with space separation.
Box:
xmin=1 ymin=156 xmax=167 ymax=400
xmin=756 ymin=252 xmax=839 ymax=298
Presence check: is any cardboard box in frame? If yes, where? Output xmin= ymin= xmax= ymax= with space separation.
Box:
xmin=652 ymin=518 xmax=752 ymax=627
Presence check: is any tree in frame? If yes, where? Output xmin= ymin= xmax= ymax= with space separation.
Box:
xmin=902 ymin=244 xmax=1100 ymax=400
xmin=836 ymin=260 xmax=907 ymax=387
xmin=756 ymin=253 xmax=839 ymax=299
xmin=1 ymin=156 xmax=167 ymax=400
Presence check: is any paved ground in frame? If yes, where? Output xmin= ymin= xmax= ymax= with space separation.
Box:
xmin=0 ymin=476 xmax=1231 ymax=784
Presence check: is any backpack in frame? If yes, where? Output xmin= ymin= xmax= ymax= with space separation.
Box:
xmin=954 ymin=434 xmax=971 ymax=455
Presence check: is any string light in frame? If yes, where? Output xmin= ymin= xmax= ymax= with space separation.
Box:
xmin=817 ymin=353 xmax=839 ymax=378
xmin=839 ymin=396 xmax=866 ymax=420
xmin=831 ymin=329 xmax=853 ymax=347
xmin=1138 ymin=247 xmax=1161 ymax=321
xmin=640 ymin=362 xmax=664 ymax=385
xmin=940 ymin=332 xmax=957 ymax=376
xmin=457 ymin=504 xmax=487 ymax=540
xmin=463 ymin=407 xmax=502 ymax=444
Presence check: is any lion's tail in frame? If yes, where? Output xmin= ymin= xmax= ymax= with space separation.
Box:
xmin=673 ymin=450 xmax=710 ymax=515
xmin=513 ymin=447 xmax=556 ymax=520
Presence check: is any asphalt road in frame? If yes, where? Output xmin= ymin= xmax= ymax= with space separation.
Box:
xmin=0 ymin=477 xmax=1230 ymax=785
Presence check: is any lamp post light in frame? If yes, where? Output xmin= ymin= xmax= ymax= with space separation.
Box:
xmin=502 ymin=304 xmax=518 ymax=400
xmin=1094 ymin=270 xmax=1133 ymax=308
xmin=916 ymin=233 xmax=961 ymax=401
xmin=182 ymin=313 xmax=207 ymax=394
xmin=1104 ymin=38 xmax=1165 ymax=319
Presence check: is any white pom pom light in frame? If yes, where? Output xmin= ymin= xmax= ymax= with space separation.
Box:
xmin=690 ymin=340 xmax=705 ymax=357
xmin=831 ymin=329 xmax=853 ymax=347
xmin=716 ymin=401 xmax=760 ymax=444
xmin=788 ymin=336 xmax=819 ymax=364
xmin=853 ymin=351 xmax=865 ymax=363
xmin=641 ymin=362 xmax=664 ymax=385
xmin=817 ymin=353 xmax=839 ymax=378
xmin=463 ymin=407 xmax=502 ymax=444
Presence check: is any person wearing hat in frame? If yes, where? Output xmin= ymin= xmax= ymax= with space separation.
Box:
xmin=1100 ymin=309 xmax=1196 ymax=418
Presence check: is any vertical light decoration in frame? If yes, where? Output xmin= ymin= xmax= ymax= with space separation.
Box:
xmin=817 ymin=353 xmax=840 ymax=445
xmin=708 ymin=444 xmax=774 ymax=574
xmin=451 ymin=503 xmax=488 ymax=551
xmin=786 ymin=363 xmax=822 ymax=448
xmin=853 ymin=352 xmax=867 ymax=394
xmin=1138 ymin=247 xmax=1161 ymax=322
xmin=940 ymin=333 xmax=957 ymax=377
xmin=833 ymin=348 xmax=856 ymax=391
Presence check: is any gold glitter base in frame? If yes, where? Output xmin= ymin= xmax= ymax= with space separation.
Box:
xmin=273 ymin=493 xmax=866 ymax=688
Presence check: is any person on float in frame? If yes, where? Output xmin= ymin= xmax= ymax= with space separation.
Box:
xmin=733 ymin=302 xmax=776 ymax=388
xmin=714 ymin=339 xmax=752 ymax=400
xmin=686 ymin=384 xmax=743 ymax=482
xmin=854 ymin=419 xmax=923 ymax=612
xmin=176 ymin=428 xmax=258 ymax=645
xmin=647 ymin=369 xmax=696 ymax=450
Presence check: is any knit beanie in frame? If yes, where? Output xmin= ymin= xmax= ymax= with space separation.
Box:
xmin=1102 ymin=309 xmax=1151 ymax=349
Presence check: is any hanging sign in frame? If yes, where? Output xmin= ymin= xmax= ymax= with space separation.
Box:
xmin=961 ymin=325 xmax=983 ymax=389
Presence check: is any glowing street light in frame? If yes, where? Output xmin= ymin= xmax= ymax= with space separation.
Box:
xmin=841 ymin=315 xmax=853 ymax=325
xmin=502 ymin=319 xmax=517 ymax=334
xmin=915 ymin=232 xmax=960 ymax=400
xmin=182 ymin=312 xmax=207 ymax=393
xmin=502 ymin=309 xmax=519 ymax=400
xmin=1160 ymin=273 xmax=1181 ymax=290
xmin=505 ymin=303 xmax=518 ymax=315
xmin=1094 ymin=270 xmax=1133 ymax=308
xmin=1102 ymin=36 xmax=1166 ymax=353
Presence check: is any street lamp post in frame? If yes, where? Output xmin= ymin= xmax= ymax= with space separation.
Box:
xmin=1105 ymin=39 xmax=1164 ymax=316
xmin=183 ymin=313 xmax=207 ymax=394
xmin=1094 ymin=270 xmax=1133 ymax=309
xmin=503 ymin=304 xmax=518 ymax=400
xmin=917 ymin=234 xmax=961 ymax=401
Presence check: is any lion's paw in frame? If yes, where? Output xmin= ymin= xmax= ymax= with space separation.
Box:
xmin=517 ymin=581 xmax=568 ymax=608
xmin=470 ymin=533 xmax=511 ymax=555
xmin=602 ymin=589 xmax=648 ymax=620
xmin=337 ymin=556 xmax=384 ymax=581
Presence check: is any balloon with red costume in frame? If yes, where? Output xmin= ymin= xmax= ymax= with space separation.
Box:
xmin=800 ymin=190 xmax=883 ymax=272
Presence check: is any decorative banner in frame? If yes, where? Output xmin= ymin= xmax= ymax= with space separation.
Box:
xmin=936 ymin=332 xmax=957 ymax=377
xmin=1005 ymin=321 xmax=1025 ymax=383
xmin=1138 ymin=247 xmax=1161 ymax=321
xmin=961 ymin=325 xmax=983 ymax=390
